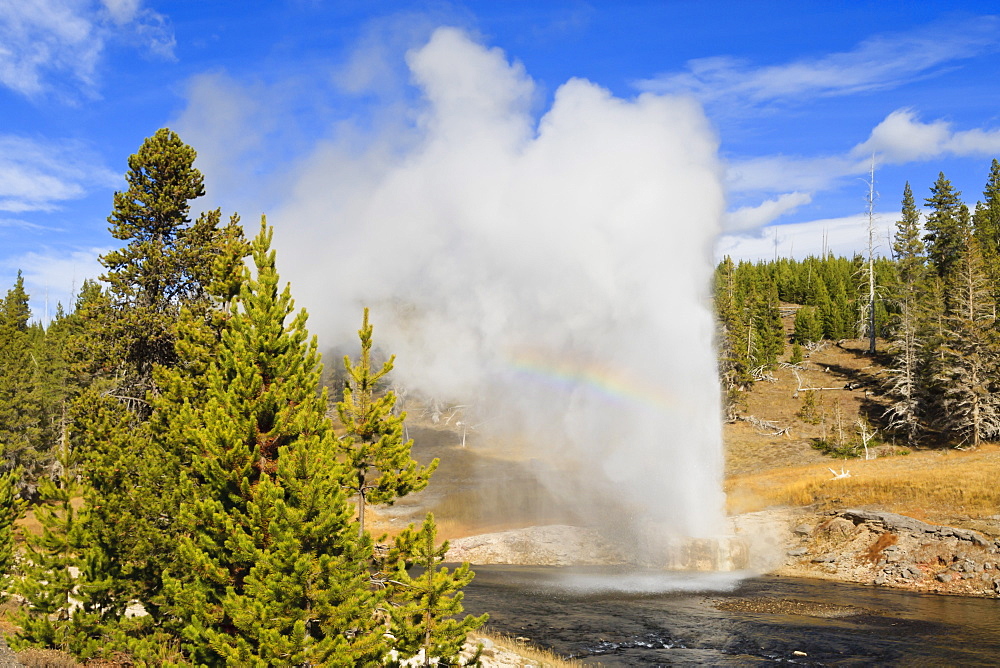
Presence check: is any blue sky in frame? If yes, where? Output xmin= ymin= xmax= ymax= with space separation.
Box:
xmin=3 ymin=1 xmax=1000 ymax=320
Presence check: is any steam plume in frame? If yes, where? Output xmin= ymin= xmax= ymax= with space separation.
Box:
xmin=274 ymin=27 xmax=727 ymax=550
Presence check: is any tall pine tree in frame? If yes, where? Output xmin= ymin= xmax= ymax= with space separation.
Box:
xmin=935 ymin=234 xmax=1000 ymax=447
xmin=160 ymin=220 xmax=385 ymax=666
xmin=924 ymin=172 xmax=967 ymax=280
xmin=884 ymin=182 xmax=929 ymax=446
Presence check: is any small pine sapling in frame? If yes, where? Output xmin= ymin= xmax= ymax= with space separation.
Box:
xmin=387 ymin=513 xmax=487 ymax=666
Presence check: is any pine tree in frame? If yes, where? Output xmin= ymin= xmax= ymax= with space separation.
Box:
xmin=894 ymin=182 xmax=926 ymax=284
xmin=935 ymin=234 xmax=1000 ymax=447
xmin=973 ymin=158 xmax=1000 ymax=261
xmin=793 ymin=306 xmax=822 ymax=344
xmin=94 ymin=128 xmax=232 ymax=409
xmin=713 ymin=257 xmax=753 ymax=411
xmin=386 ymin=513 xmax=487 ymax=666
xmin=13 ymin=442 xmax=105 ymax=659
xmin=924 ymin=172 xmax=967 ymax=279
xmin=0 ymin=469 xmax=21 ymax=599
xmin=0 ymin=272 xmax=46 ymax=485
xmin=61 ymin=132 xmax=250 ymax=653
xmin=885 ymin=182 xmax=929 ymax=446
xmin=161 ymin=220 xmax=385 ymax=666
xmin=337 ymin=308 xmax=438 ymax=538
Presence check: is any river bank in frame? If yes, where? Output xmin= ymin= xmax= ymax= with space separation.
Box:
xmin=445 ymin=506 xmax=1000 ymax=600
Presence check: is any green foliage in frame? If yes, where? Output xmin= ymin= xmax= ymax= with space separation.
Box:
xmin=93 ymin=128 xmax=234 ymax=408
xmin=894 ymin=182 xmax=926 ymax=284
xmin=337 ymin=308 xmax=438 ymax=537
xmin=796 ymin=390 xmax=821 ymax=425
xmin=386 ymin=513 xmax=487 ymax=666
xmin=13 ymin=443 xmax=104 ymax=659
xmin=792 ymin=306 xmax=822 ymax=344
xmin=789 ymin=342 xmax=803 ymax=365
xmin=161 ymin=220 xmax=386 ymax=666
xmin=0 ymin=274 xmax=44 ymax=479
xmin=924 ymin=172 xmax=968 ymax=279
xmin=0 ymin=469 xmax=22 ymax=598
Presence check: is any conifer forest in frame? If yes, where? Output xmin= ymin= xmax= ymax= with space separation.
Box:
xmin=1 ymin=128 xmax=1000 ymax=665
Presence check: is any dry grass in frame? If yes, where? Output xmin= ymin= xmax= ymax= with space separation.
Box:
xmin=473 ymin=629 xmax=592 ymax=667
xmin=726 ymin=443 xmax=1000 ymax=523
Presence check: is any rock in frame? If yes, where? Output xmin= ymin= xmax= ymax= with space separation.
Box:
xmin=874 ymin=575 xmax=887 ymax=586
xmin=812 ymin=553 xmax=837 ymax=564
xmin=936 ymin=572 xmax=954 ymax=583
xmin=793 ymin=524 xmax=812 ymax=536
xmin=787 ymin=547 xmax=808 ymax=557
xmin=0 ymin=636 xmax=24 ymax=668
xmin=821 ymin=517 xmax=856 ymax=537
xmin=839 ymin=509 xmax=989 ymax=545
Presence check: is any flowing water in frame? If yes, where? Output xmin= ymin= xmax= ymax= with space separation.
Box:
xmin=461 ymin=566 xmax=1000 ymax=665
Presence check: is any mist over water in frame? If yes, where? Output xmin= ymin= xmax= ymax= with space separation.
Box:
xmin=274 ymin=27 xmax=728 ymax=557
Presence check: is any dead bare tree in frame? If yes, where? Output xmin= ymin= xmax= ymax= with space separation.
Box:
xmin=861 ymin=155 xmax=879 ymax=354
xmin=856 ymin=418 xmax=876 ymax=460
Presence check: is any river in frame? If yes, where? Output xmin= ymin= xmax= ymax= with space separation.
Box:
xmin=460 ymin=566 xmax=1000 ymax=665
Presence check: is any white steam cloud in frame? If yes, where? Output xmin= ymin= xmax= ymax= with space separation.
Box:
xmin=273 ymin=28 xmax=727 ymax=549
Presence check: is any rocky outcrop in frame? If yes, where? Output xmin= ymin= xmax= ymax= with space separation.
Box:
xmin=839 ymin=509 xmax=990 ymax=546
xmin=774 ymin=508 xmax=1000 ymax=597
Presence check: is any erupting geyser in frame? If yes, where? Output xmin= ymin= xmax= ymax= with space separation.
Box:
xmin=275 ymin=27 xmax=733 ymax=569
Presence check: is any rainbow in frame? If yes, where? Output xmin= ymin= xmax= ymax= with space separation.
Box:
xmin=501 ymin=347 xmax=682 ymax=413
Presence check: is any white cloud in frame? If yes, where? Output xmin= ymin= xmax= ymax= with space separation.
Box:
xmin=637 ymin=16 xmax=1000 ymax=107
xmin=717 ymin=213 xmax=899 ymax=263
xmin=854 ymin=108 xmax=1000 ymax=163
xmin=0 ymin=134 xmax=118 ymax=212
xmin=725 ymin=153 xmax=867 ymax=196
xmin=723 ymin=192 xmax=811 ymax=232
xmin=0 ymin=246 xmax=106 ymax=322
xmin=0 ymin=0 xmax=174 ymax=98
xmin=101 ymin=0 xmax=140 ymax=25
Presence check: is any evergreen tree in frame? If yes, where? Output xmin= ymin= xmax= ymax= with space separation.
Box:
xmin=0 ymin=469 xmax=21 ymax=599
xmin=60 ymin=132 xmax=250 ymax=653
xmin=0 ymin=273 xmax=45 ymax=486
xmin=935 ymin=234 xmax=1000 ymax=447
xmin=924 ymin=172 xmax=967 ymax=279
xmin=337 ymin=308 xmax=438 ymax=538
xmin=386 ymin=514 xmax=487 ymax=666
xmin=13 ymin=442 xmax=104 ymax=659
xmin=713 ymin=257 xmax=753 ymax=411
xmin=894 ymin=182 xmax=926 ymax=283
xmin=793 ymin=306 xmax=822 ymax=344
xmin=94 ymin=128 xmax=231 ymax=409
xmin=884 ymin=183 xmax=930 ymax=446
xmin=161 ymin=220 xmax=385 ymax=666
xmin=973 ymin=158 xmax=1000 ymax=261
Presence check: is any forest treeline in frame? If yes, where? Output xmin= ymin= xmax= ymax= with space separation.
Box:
xmin=0 ymin=129 xmax=483 ymax=666
xmin=716 ymin=158 xmax=1000 ymax=449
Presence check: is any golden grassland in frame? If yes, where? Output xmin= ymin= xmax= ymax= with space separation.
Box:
xmin=726 ymin=443 xmax=1000 ymax=523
